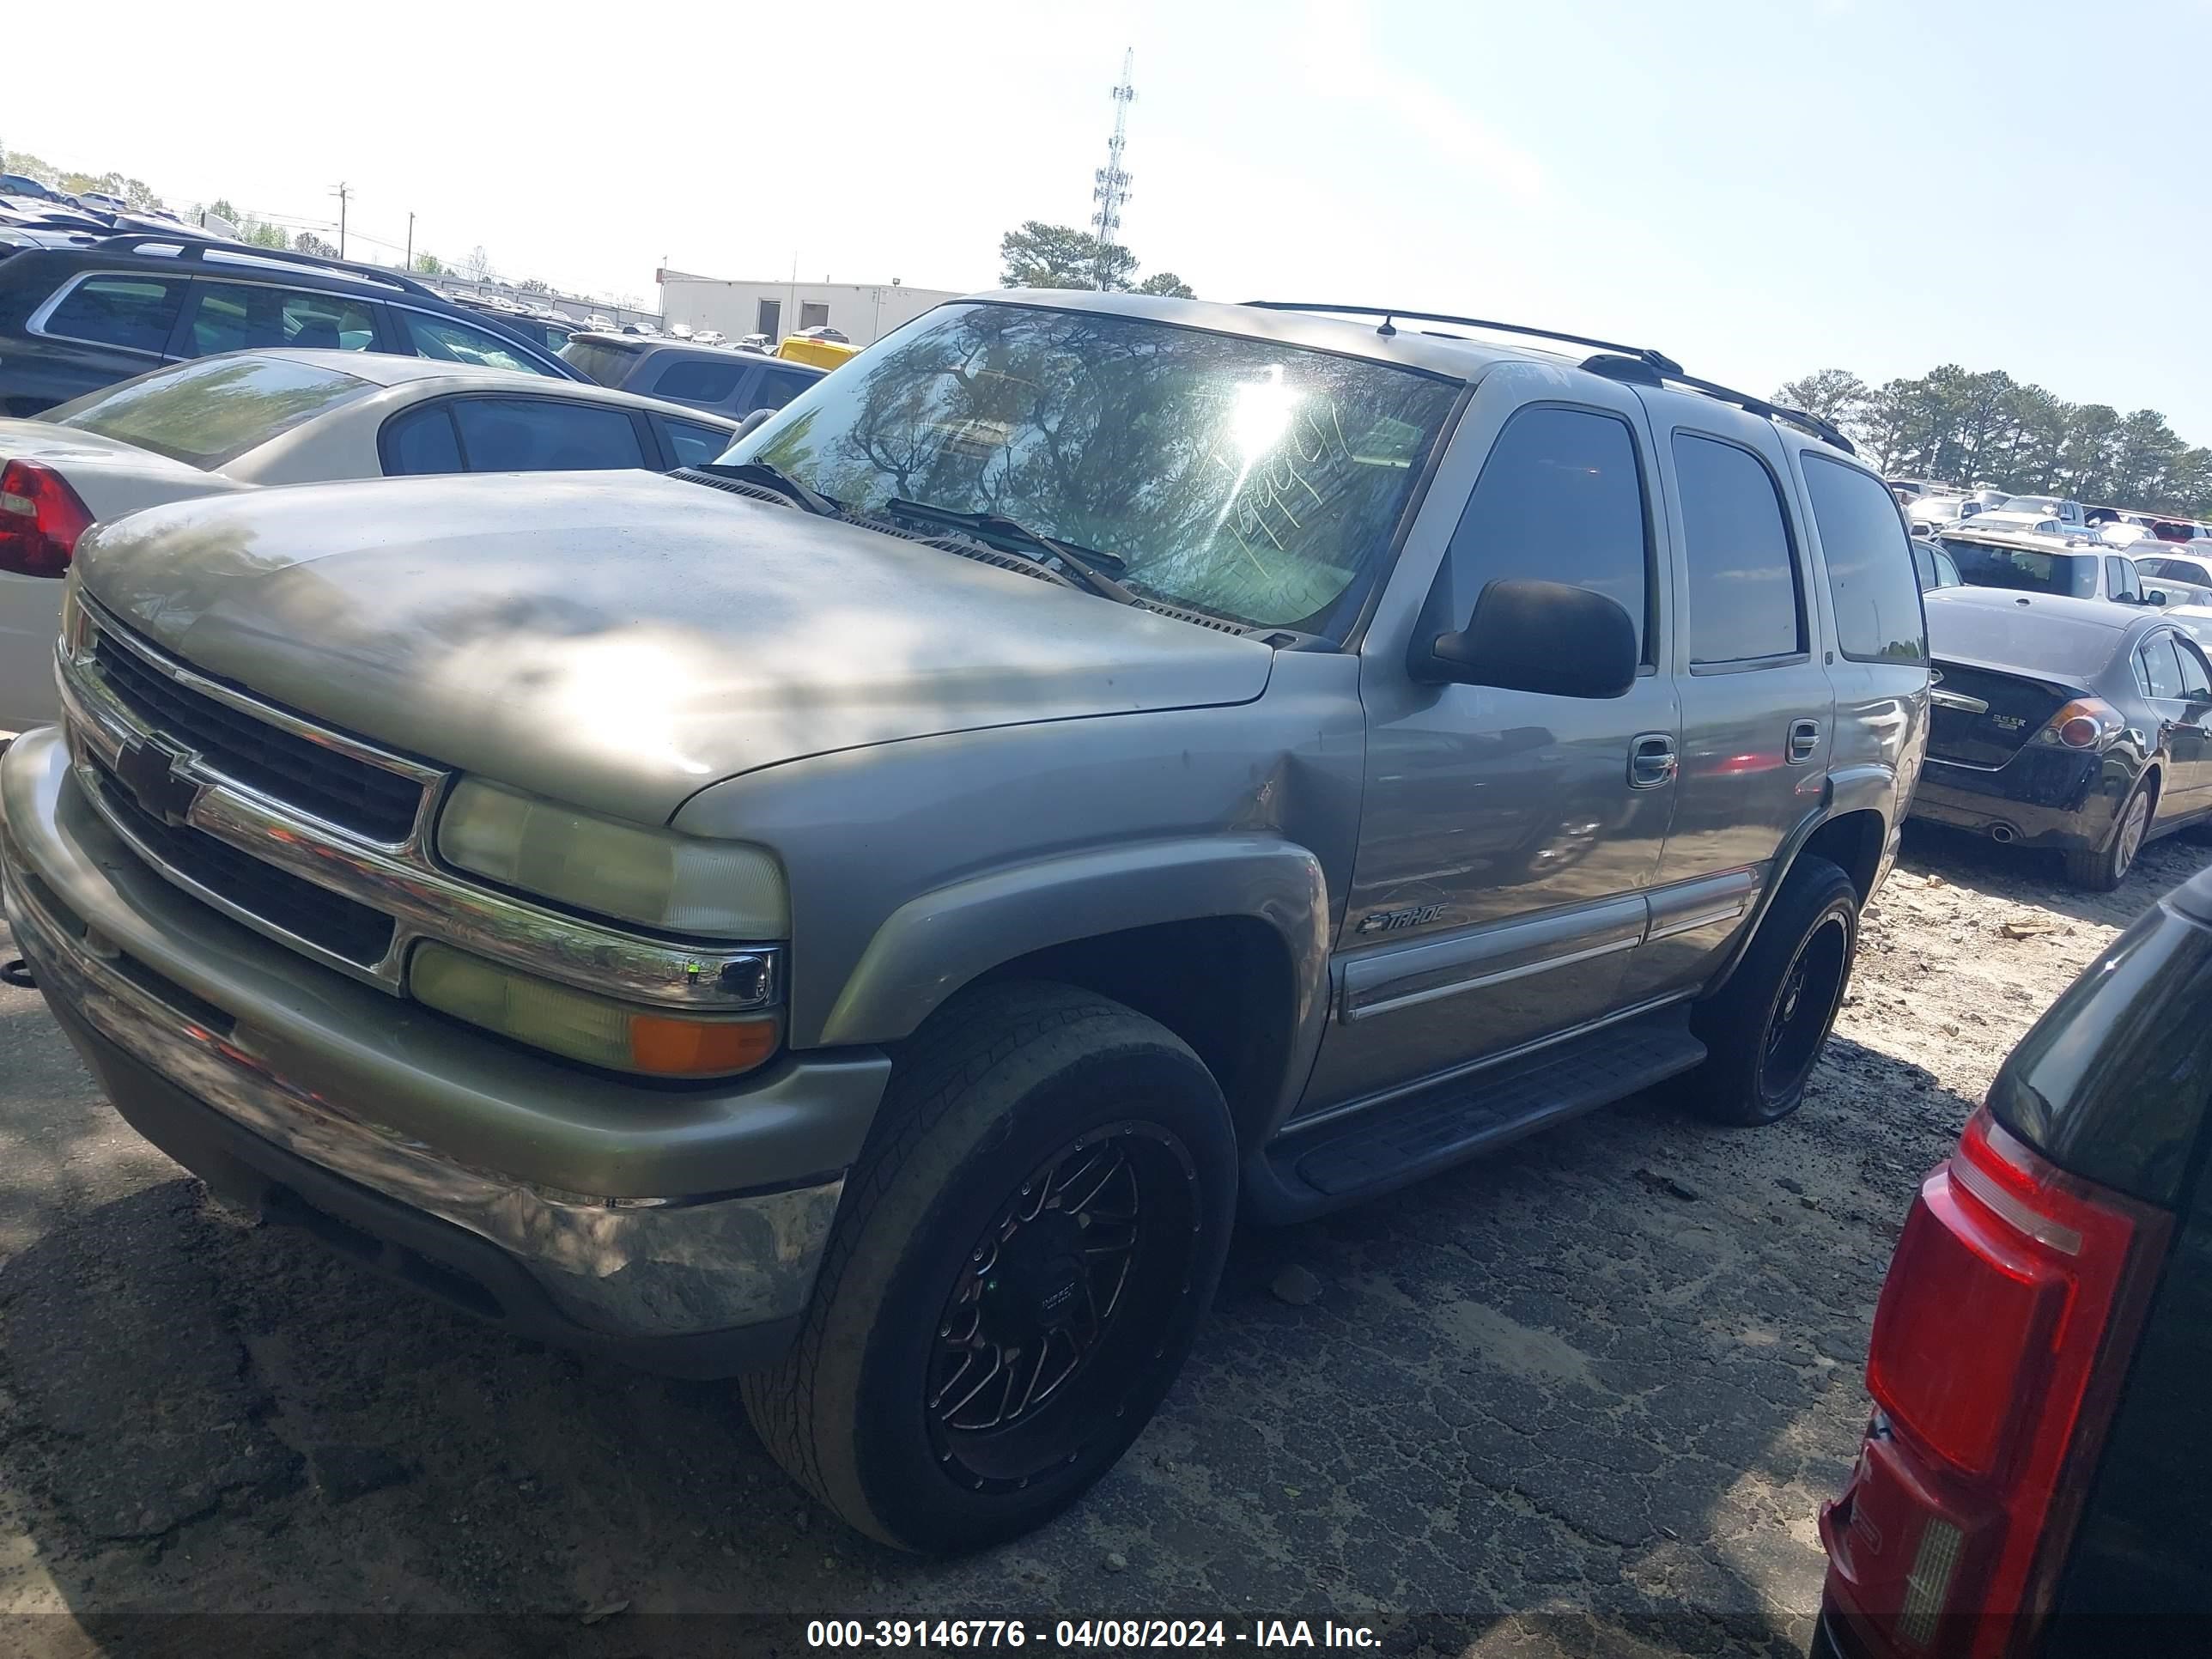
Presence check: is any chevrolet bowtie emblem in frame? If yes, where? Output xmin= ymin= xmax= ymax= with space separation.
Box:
xmin=114 ymin=738 xmax=203 ymax=827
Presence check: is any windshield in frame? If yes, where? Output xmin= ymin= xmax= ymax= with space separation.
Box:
xmin=1940 ymin=538 xmax=2096 ymax=598
xmin=44 ymin=355 xmax=374 ymax=469
xmin=718 ymin=301 xmax=1461 ymax=632
xmin=1996 ymin=495 xmax=2061 ymax=514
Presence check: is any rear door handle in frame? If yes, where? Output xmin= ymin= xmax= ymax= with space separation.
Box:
xmin=1629 ymin=732 xmax=1677 ymax=789
xmin=1787 ymin=719 xmax=1822 ymax=765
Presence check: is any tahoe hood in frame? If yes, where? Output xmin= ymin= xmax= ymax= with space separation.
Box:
xmin=76 ymin=471 xmax=1277 ymax=823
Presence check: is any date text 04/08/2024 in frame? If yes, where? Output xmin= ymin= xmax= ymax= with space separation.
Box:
xmin=805 ymin=1620 xmax=1382 ymax=1649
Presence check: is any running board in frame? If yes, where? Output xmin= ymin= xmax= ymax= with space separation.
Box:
xmin=1252 ymin=1010 xmax=1706 ymax=1219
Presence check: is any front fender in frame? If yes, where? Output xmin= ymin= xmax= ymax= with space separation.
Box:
xmin=817 ymin=835 xmax=1334 ymax=1054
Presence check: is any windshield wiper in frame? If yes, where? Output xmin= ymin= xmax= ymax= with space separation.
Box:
xmin=690 ymin=460 xmax=842 ymax=517
xmin=882 ymin=499 xmax=1141 ymax=605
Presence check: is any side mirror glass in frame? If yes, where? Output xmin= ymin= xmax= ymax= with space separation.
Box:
xmin=1413 ymin=578 xmax=1638 ymax=699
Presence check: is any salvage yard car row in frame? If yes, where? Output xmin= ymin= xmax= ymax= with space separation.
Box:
xmin=0 ymin=283 xmax=2206 ymax=1655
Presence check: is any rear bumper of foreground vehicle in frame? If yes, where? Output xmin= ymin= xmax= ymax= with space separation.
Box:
xmin=0 ymin=726 xmax=891 ymax=1377
xmin=1909 ymin=746 xmax=2124 ymax=852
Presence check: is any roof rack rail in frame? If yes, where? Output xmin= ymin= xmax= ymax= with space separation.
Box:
xmin=1580 ymin=356 xmax=1856 ymax=454
xmin=88 ymin=234 xmax=441 ymax=301
xmin=1241 ymin=301 xmax=1684 ymax=376
xmin=1241 ymin=300 xmax=1856 ymax=456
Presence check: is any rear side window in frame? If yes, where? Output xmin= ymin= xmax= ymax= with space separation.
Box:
xmin=1911 ymin=543 xmax=1936 ymax=590
xmin=751 ymin=368 xmax=817 ymax=412
xmin=185 ymin=282 xmax=377 ymax=356
xmin=660 ymin=416 xmax=732 ymax=468
xmin=1671 ymin=432 xmax=1803 ymax=663
xmin=380 ymin=404 xmax=465 ymax=475
xmin=1804 ymin=455 xmax=1928 ymax=665
xmin=40 ymin=275 xmax=187 ymax=353
xmin=401 ymin=311 xmax=553 ymax=376
xmin=449 ymin=398 xmax=647 ymax=471
xmin=52 ymin=354 xmax=373 ymax=468
xmin=559 ymin=339 xmax=642 ymax=386
xmin=651 ymin=358 xmax=744 ymax=404
xmin=2140 ymin=637 xmax=2185 ymax=700
xmin=1442 ymin=405 xmax=1651 ymax=660
xmin=2178 ymin=636 xmax=2212 ymax=700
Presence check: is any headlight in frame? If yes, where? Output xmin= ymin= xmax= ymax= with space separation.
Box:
xmin=438 ymin=778 xmax=787 ymax=938
xmin=410 ymin=942 xmax=781 ymax=1078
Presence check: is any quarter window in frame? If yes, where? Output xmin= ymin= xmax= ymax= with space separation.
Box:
xmin=380 ymin=404 xmax=465 ymax=475
xmin=1672 ymin=432 xmax=1803 ymax=663
xmin=1443 ymin=406 xmax=1651 ymax=660
xmin=660 ymin=417 xmax=732 ymax=467
xmin=651 ymin=358 xmax=744 ymax=404
xmin=40 ymin=276 xmax=187 ymax=354
xmin=2105 ymin=556 xmax=2140 ymax=603
xmin=1802 ymin=455 xmax=1928 ymax=665
xmin=449 ymin=398 xmax=647 ymax=471
xmin=401 ymin=312 xmax=553 ymax=376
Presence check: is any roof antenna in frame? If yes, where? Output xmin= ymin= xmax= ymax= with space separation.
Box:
xmin=1376 ymin=313 xmax=1397 ymax=337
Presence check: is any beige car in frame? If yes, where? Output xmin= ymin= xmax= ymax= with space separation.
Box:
xmin=0 ymin=349 xmax=737 ymax=732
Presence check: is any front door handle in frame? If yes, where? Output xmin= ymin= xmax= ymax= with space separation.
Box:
xmin=1787 ymin=719 xmax=1823 ymax=765
xmin=1629 ymin=732 xmax=1677 ymax=789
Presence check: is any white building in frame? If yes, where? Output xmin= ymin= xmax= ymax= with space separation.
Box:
xmin=657 ymin=272 xmax=967 ymax=348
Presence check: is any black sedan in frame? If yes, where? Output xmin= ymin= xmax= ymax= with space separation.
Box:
xmin=1911 ymin=586 xmax=2212 ymax=889
xmin=1813 ymin=860 xmax=2212 ymax=1657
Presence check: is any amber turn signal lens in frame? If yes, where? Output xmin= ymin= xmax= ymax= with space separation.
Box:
xmin=629 ymin=1012 xmax=781 ymax=1078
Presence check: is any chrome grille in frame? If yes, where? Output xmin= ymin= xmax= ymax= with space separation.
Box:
xmin=91 ymin=628 xmax=428 ymax=843
xmin=83 ymin=755 xmax=397 ymax=966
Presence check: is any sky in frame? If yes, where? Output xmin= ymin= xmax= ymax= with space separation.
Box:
xmin=14 ymin=0 xmax=2212 ymax=438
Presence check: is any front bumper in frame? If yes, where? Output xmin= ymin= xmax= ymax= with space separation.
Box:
xmin=1 ymin=726 xmax=891 ymax=1373
xmin=1909 ymin=744 xmax=2129 ymax=852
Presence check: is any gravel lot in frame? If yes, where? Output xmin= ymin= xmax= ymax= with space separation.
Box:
xmin=0 ymin=823 xmax=2200 ymax=1658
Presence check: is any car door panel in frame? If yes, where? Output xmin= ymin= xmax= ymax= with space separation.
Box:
xmin=1620 ymin=401 xmax=1836 ymax=1004
xmin=1304 ymin=372 xmax=1678 ymax=1117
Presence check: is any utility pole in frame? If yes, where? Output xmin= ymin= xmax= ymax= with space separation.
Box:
xmin=331 ymin=181 xmax=351 ymax=259
xmin=404 ymin=210 xmax=414 ymax=271
xmin=1091 ymin=48 xmax=1136 ymax=290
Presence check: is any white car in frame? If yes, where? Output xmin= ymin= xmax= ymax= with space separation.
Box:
xmin=0 ymin=350 xmax=738 ymax=732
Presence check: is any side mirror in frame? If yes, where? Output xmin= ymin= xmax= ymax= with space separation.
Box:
xmin=2148 ymin=590 xmax=2168 ymax=606
xmin=1413 ymin=578 xmax=1639 ymax=699
xmin=731 ymin=407 xmax=775 ymax=442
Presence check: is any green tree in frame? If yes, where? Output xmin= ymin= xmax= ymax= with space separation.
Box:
xmin=208 ymin=198 xmax=240 ymax=223
xmin=241 ymin=218 xmax=289 ymax=250
xmin=411 ymin=252 xmax=444 ymax=275
xmin=998 ymin=221 xmax=1141 ymax=290
xmin=294 ymin=231 xmax=337 ymax=258
xmin=1771 ymin=369 xmax=1869 ymax=430
xmin=1135 ymin=271 xmax=1196 ymax=298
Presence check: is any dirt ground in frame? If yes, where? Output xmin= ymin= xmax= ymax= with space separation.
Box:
xmin=0 ymin=821 xmax=2199 ymax=1659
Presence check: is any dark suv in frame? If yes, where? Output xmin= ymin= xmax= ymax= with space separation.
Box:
xmin=0 ymin=235 xmax=580 ymax=415
xmin=561 ymin=331 xmax=823 ymax=421
xmin=1814 ymin=864 xmax=2212 ymax=1656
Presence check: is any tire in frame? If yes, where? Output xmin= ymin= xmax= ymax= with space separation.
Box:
xmin=1678 ymin=855 xmax=1859 ymax=1127
xmin=739 ymin=981 xmax=1237 ymax=1553
xmin=2064 ymin=775 xmax=2154 ymax=891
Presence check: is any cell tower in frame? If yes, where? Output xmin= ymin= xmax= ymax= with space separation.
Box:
xmin=1091 ymin=48 xmax=1136 ymax=290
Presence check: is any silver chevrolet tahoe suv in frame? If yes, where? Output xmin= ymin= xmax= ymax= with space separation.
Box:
xmin=0 ymin=293 xmax=1929 ymax=1551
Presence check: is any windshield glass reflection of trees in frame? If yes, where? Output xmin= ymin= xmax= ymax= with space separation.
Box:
xmin=723 ymin=304 xmax=1458 ymax=631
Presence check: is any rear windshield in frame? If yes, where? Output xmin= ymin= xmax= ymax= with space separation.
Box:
xmin=559 ymin=338 xmax=643 ymax=386
xmin=46 ymin=355 xmax=373 ymax=469
xmin=1925 ymin=598 xmax=2127 ymax=679
xmin=1940 ymin=538 xmax=2097 ymax=599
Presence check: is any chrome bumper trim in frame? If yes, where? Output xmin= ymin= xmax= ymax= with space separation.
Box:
xmin=2 ymin=836 xmax=842 ymax=1340
xmin=57 ymin=612 xmax=778 ymax=1011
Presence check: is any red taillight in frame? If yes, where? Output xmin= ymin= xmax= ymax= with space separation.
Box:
xmin=2039 ymin=697 xmax=2121 ymax=750
xmin=0 ymin=459 xmax=94 ymax=578
xmin=1819 ymin=1109 xmax=2170 ymax=1656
